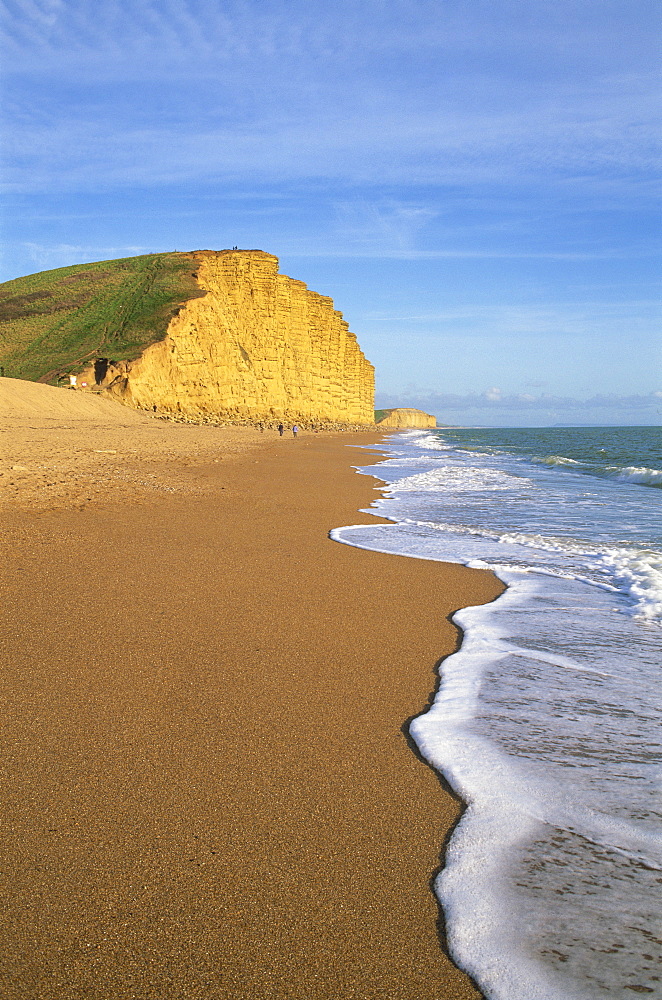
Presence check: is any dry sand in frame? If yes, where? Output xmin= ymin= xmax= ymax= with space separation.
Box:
xmin=0 ymin=378 xmax=272 ymax=511
xmin=1 ymin=379 xmax=503 ymax=999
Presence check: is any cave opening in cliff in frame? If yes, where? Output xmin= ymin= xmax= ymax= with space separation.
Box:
xmin=94 ymin=358 xmax=110 ymax=384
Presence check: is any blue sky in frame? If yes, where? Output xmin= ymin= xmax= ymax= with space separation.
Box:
xmin=1 ymin=0 xmax=660 ymax=425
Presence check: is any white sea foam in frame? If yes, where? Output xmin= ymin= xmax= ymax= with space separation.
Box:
xmin=600 ymin=548 xmax=662 ymax=619
xmin=410 ymin=575 xmax=662 ymax=1000
xmin=386 ymin=466 xmax=531 ymax=493
xmin=396 ymin=430 xmax=454 ymax=451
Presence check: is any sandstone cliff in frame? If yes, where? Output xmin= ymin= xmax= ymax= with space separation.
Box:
xmin=82 ymin=251 xmax=374 ymax=426
xmin=376 ymin=408 xmax=436 ymax=429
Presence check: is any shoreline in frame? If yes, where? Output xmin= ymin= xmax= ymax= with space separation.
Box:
xmin=337 ymin=442 xmax=510 ymax=995
xmin=2 ymin=394 xmax=504 ymax=997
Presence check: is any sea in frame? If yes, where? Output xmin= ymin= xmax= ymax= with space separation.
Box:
xmin=331 ymin=425 xmax=661 ymax=1000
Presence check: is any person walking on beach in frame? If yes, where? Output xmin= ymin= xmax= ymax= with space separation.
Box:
xmin=292 ymin=425 xmax=299 ymax=438
xmin=278 ymin=423 xmax=284 ymax=436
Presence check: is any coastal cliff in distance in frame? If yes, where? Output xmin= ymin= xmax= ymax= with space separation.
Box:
xmin=85 ymin=251 xmax=374 ymax=425
xmin=376 ymin=408 xmax=437 ymax=428
xmin=0 ymin=250 xmax=374 ymax=426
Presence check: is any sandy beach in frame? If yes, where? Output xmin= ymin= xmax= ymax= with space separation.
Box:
xmin=1 ymin=380 xmax=504 ymax=999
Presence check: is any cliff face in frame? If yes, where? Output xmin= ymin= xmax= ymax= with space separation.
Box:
xmin=376 ymin=408 xmax=437 ymax=429
xmin=88 ymin=250 xmax=374 ymax=425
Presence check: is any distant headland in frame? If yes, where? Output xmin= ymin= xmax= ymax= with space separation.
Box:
xmin=375 ymin=407 xmax=437 ymax=429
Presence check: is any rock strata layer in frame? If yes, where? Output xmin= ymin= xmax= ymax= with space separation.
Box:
xmin=84 ymin=250 xmax=374 ymax=425
xmin=376 ymin=408 xmax=437 ymax=428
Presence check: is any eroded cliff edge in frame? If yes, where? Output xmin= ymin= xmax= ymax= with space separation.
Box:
xmin=88 ymin=250 xmax=375 ymax=425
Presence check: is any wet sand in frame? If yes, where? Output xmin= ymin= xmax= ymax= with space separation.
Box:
xmin=1 ymin=382 xmax=503 ymax=998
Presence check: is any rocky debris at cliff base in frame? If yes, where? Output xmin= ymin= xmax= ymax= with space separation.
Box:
xmin=149 ymin=411 xmax=377 ymax=432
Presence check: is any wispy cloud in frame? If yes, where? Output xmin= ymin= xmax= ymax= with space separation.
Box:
xmin=3 ymin=1 xmax=658 ymax=75
xmin=331 ymin=201 xmax=439 ymax=254
xmin=363 ymin=301 xmax=662 ymax=339
xmin=2 ymin=1 xmax=659 ymax=199
xmin=21 ymin=241 xmax=156 ymax=270
xmin=3 ymin=92 xmax=658 ymax=197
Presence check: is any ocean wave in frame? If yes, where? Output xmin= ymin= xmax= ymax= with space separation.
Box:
xmin=535 ymin=455 xmax=583 ymax=467
xmin=386 ymin=466 xmax=531 ymax=493
xmin=606 ymin=465 xmax=662 ymax=487
xmin=516 ymin=454 xmax=662 ymax=490
xmin=400 ymin=430 xmax=453 ymax=451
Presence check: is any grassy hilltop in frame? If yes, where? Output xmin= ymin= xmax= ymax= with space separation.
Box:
xmin=0 ymin=252 xmax=205 ymax=383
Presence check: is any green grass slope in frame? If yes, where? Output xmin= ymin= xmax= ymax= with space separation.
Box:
xmin=0 ymin=252 xmax=206 ymax=383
